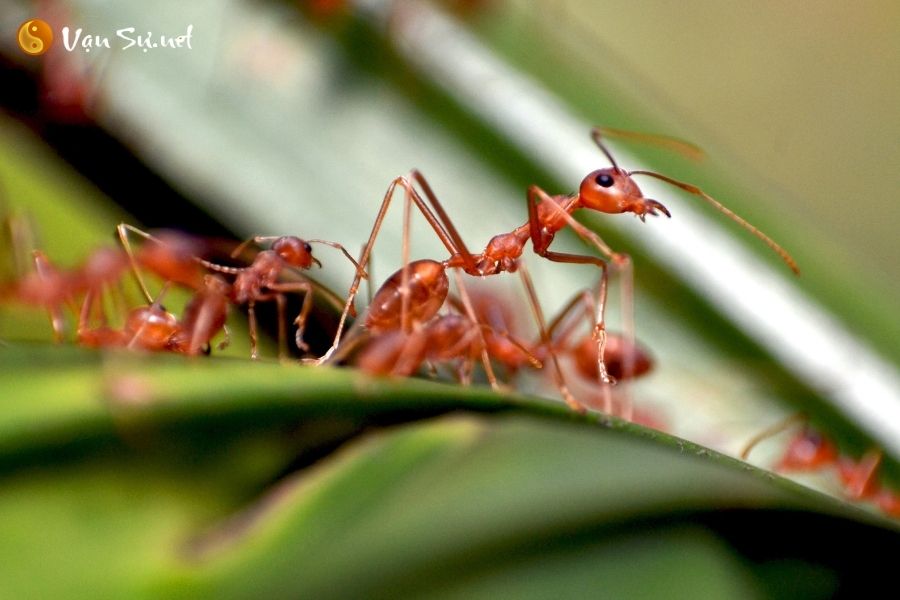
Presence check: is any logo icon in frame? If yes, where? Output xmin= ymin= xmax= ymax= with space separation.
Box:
xmin=17 ymin=19 xmax=54 ymax=56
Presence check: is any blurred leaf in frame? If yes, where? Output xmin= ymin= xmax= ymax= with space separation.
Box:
xmin=0 ymin=345 xmax=896 ymax=598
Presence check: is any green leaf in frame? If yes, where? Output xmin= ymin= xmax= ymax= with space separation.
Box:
xmin=0 ymin=346 xmax=895 ymax=599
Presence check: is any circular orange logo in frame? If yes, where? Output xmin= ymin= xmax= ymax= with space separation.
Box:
xmin=17 ymin=19 xmax=54 ymax=56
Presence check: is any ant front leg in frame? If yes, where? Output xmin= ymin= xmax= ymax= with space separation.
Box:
xmin=526 ymin=186 xmax=626 ymax=412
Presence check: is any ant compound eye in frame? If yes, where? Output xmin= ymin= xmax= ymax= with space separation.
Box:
xmin=303 ymin=242 xmax=312 ymax=253
xmin=595 ymin=173 xmax=615 ymax=188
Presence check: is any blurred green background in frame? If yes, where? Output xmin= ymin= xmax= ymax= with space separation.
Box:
xmin=0 ymin=1 xmax=898 ymax=597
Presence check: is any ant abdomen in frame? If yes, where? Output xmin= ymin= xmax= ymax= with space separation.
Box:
xmin=365 ymin=260 xmax=449 ymax=333
xmin=125 ymin=305 xmax=180 ymax=351
xmin=357 ymin=330 xmax=428 ymax=377
xmin=570 ymin=333 xmax=653 ymax=381
xmin=426 ymin=314 xmax=481 ymax=362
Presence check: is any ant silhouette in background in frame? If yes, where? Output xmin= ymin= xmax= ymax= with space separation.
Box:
xmin=467 ymin=283 xmax=654 ymax=419
xmin=117 ymin=225 xmax=364 ymax=359
xmin=741 ymin=415 xmax=900 ymax=518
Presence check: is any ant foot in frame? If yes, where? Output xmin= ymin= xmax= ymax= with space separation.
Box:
xmin=491 ymin=381 xmax=514 ymax=394
xmin=561 ymin=387 xmax=587 ymax=414
xmin=313 ymin=346 xmax=336 ymax=366
xmin=294 ymin=329 xmax=310 ymax=354
xmin=600 ymin=372 xmax=617 ymax=386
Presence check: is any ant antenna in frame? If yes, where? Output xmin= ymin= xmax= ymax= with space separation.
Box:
xmin=597 ymin=126 xmax=706 ymax=162
xmin=629 ymin=170 xmax=800 ymax=275
xmin=590 ymin=127 xmax=620 ymax=172
xmin=307 ymin=239 xmax=366 ymax=276
xmin=740 ymin=412 xmax=807 ymax=460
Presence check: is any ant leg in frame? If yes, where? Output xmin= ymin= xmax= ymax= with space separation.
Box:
xmin=517 ymin=262 xmax=584 ymax=413
xmin=116 ymin=224 xmax=156 ymax=303
xmin=275 ymin=293 xmax=288 ymax=360
xmin=321 ymin=178 xmax=409 ymax=360
xmin=321 ymin=176 xmax=465 ymax=361
xmin=537 ymin=286 xmax=617 ymax=409
xmin=739 ymin=413 xmax=807 ymax=461
xmin=217 ymin=325 xmax=231 ymax=351
xmin=841 ymin=450 xmax=883 ymax=500
xmin=76 ymin=288 xmax=95 ymax=340
xmin=533 ymin=250 xmax=614 ymax=387
xmin=32 ymin=251 xmax=66 ymax=343
xmin=362 ymin=243 xmax=374 ymax=305
xmin=409 ymin=169 xmax=479 ymax=273
xmin=400 ymin=180 xmax=413 ymax=333
xmin=247 ymin=300 xmax=260 ymax=360
xmin=451 ymin=269 xmax=500 ymax=390
xmin=527 ymin=185 xmax=623 ymax=382
xmin=592 ymin=262 xmax=614 ymax=414
xmin=267 ymin=281 xmax=314 ymax=355
xmin=544 ymin=289 xmax=595 ymax=349
xmin=617 ymin=256 xmax=635 ymax=421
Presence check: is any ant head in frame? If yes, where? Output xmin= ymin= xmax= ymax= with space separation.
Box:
xmin=578 ymin=169 xmax=671 ymax=221
xmin=778 ymin=429 xmax=838 ymax=471
xmin=272 ymin=236 xmax=320 ymax=269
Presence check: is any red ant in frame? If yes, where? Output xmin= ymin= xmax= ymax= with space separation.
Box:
xmin=205 ymin=234 xmax=363 ymax=359
xmin=468 ymin=284 xmax=653 ymax=390
xmin=327 ymin=128 xmax=796 ymax=411
xmin=537 ymin=286 xmax=654 ymax=418
xmin=351 ymin=260 xmax=541 ymax=383
xmin=116 ymin=225 xmax=209 ymax=295
xmin=325 ymin=175 xmax=581 ymax=407
xmin=741 ymin=416 xmax=900 ymax=518
xmin=5 ymin=250 xmax=76 ymax=342
xmin=118 ymin=225 xmax=364 ymax=359
xmin=75 ymin=274 xmax=230 ymax=356
xmin=2 ymin=244 xmax=132 ymax=343
xmin=167 ymin=274 xmax=232 ymax=356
